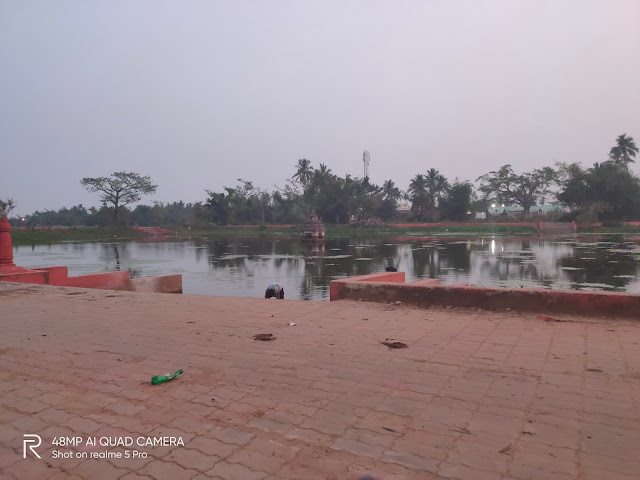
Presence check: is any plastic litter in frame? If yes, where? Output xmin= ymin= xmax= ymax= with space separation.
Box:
xmin=151 ymin=369 xmax=183 ymax=385
xmin=288 ymin=322 xmax=296 ymax=327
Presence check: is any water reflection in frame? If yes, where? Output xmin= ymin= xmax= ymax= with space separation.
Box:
xmin=12 ymin=235 xmax=640 ymax=300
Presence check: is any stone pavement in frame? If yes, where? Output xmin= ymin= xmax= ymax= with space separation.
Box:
xmin=1 ymin=283 xmax=640 ymax=480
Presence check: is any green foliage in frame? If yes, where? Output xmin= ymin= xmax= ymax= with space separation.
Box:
xmin=81 ymin=172 xmax=157 ymax=224
xmin=440 ymin=182 xmax=472 ymax=221
xmin=0 ymin=198 xmax=16 ymax=217
xmin=204 ymin=179 xmax=276 ymax=225
xmin=17 ymin=202 xmax=198 ymax=228
xmin=10 ymin=226 xmax=145 ymax=246
xmin=557 ymin=161 xmax=640 ymax=221
xmin=609 ymin=133 xmax=638 ymax=168
xmin=477 ymin=165 xmax=557 ymax=212
xmin=379 ymin=180 xmax=402 ymax=220
xmin=292 ymin=159 xmax=314 ymax=186
xmin=407 ymin=170 xmax=448 ymax=221
xmin=305 ymin=173 xmax=384 ymax=224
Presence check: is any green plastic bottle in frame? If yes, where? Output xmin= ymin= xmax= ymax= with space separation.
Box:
xmin=151 ymin=369 xmax=183 ymax=385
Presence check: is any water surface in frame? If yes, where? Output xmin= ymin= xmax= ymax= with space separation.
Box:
xmin=12 ymin=235 xmax=640 ymax=300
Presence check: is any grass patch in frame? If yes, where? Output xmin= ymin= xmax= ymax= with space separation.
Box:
xmin=10 ymin=227 xmax=145 ymax=246
xmin=10 ymin=223 xmax=539 ymax=246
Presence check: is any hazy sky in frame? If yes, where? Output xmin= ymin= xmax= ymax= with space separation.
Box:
xmin=1 ymin=0 xmax=639 ymax=215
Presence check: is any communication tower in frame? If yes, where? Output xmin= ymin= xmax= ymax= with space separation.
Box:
xmin=363 ymin=150 xmax=370 ymax=178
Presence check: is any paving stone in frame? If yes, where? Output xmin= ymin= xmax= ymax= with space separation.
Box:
xmin=139 ymin=459 xmax=199 ymax=480
xmin=1 ymin=286 xmax=639 ymax=479
xmin=206 ymin=461 xmax=268 ymax=479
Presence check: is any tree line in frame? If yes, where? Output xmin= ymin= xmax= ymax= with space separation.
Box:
xmin=5 ymin=133 xmax=639 ymax=227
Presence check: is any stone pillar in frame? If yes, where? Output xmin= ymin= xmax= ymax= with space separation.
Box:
xmin=0 ymin=216 xmax=15 ymax=267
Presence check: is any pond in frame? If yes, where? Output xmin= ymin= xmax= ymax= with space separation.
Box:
xmin=12 ymin=235 xmax=640 ymax=300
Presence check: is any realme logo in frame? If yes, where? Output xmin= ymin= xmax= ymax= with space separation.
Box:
xmin=23 ymin=434 xmax=42 ymax=459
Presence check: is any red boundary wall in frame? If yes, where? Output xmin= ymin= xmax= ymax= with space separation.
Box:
xmin=330 ymin=272 xmax=640 ymax=318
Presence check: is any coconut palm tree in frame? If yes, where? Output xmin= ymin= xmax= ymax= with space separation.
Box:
xmin=292 ymin=159 xmax=314 ymax=186
xmin=609 ymin=134 xmax=639 ymax=167
xmin=382 ymin=179 xmax=400 ymax=202
xmin=408 ymin=174 xmax=429 ymax=219
xmin=425 ymin=168 xmax=449 ymax=206
xmin=316 ymin=163 xmax=332 ymax=181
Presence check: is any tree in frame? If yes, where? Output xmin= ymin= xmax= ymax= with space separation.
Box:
xmin=609 ymin=134 xmax=638 ymax=168
xmin=204 ymin=188 xmax=234 ymax=225
xmin=477 ymin=165 xmax=556 ymax=213
xmin=382 ymin=180 xmax=401 ymax=202
xmin=317 ymin=163 xmax=332 ymax=178
xmin=0 ymin=198 xmax=16 ymax=217
xmin=440 ymin=182 xmax=472 ymax=221
xmin=425 ymin=168 xmax=449 ymax=207
xmin=81 ymin=172 xmax=157 ymax=224
xmin=379 ymin=180 xmax=401 ymax=221
xmin=272 ymin=180 xmax=305 ymax=223
xmin=292 ymin=159 xmax=314 ymax=186
xmin=312 ymin=163 xmax=333 ymax=191
xmin=555 ymin=163 xmax=589 ymax=208
xmin=557 ymin=162 xmax=640 ymax=220
xmin=408 ymin=174 xmax=429 ymax=220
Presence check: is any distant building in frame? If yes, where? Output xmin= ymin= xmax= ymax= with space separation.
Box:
xmin=396 ymin=201 xmax=412 ymax=217
xmin=487 ymin=204 xmax=567 ymax=216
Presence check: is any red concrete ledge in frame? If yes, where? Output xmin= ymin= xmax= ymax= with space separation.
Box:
xmin=330 ymin=272 xmax=640 ymax=318
xmin=0 ymin=266 xmax=182 ymax=293
xmin=0 ymin=217 xmax=182 ymax=294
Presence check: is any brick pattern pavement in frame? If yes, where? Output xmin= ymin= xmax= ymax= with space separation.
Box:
xmin=1 ymin=283 xmax=640 ymax=479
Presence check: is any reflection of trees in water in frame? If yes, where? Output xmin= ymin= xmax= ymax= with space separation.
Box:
xmin=468 ymin=239 xmax=562 ymax=286
xmin=407 ymin=242 xmax=473 ymax=280
xmin=199 ymin=237 xmax=305 ymax=295
xmin=444 ymin=244 xmax=471 ymax=272
xmin=184 ymin=235 xmax=640 ymax=297
xmin=100 ymin=243 xmax=126 ymax=271
xmin=99 ymin=242 xmax=145 ymax=277
xmin=558 ymin=244 xmax=637 ymax=289
xmin=410 ymin=244 xmax=433 ymax=277
xmin=465 ymin=239 xmax=640 ymax=290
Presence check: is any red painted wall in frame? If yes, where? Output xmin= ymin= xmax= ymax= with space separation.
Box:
xmin=61 ymin=271 xmax=130 ymax=288
xmin=330 ymin=274 xmax=640 ymax=318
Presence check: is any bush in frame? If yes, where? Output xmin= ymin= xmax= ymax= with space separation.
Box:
xmin=350 ymin=218 xmax=386 ymax=228
xmin=602 ymin=221 xmax=623 ymax=227
xmin=557 ymin=211 xmax=579 ymax=222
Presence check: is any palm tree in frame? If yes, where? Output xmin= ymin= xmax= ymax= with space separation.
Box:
xmin=318 ymin=163 xmax=331 ymax=176
xmin=315 ymin=163 xmax=332 ymax=183
xmin=425 ymin=168 xmax=449 ymax=206
xmin=408 ymin=174 xmax=429 ymax=219
xmin=292 ymin=159 xmax=314 ymax=186
xmin=382 ymin=179 xmax=400 ymax=201
xmin=408 ymin=174 xmax=427 ymax=198
xmin=609 ymin=134 xmax=638 ymax=167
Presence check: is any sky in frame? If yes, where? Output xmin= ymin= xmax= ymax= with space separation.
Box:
xmin=1 ymin=0 xmax=639 ymax=215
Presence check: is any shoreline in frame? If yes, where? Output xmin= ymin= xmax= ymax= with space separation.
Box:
xmin=10 ymin=224 xmax=542 ymax=245
xmin=10 ymin=223 xmax=640 ymax=246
